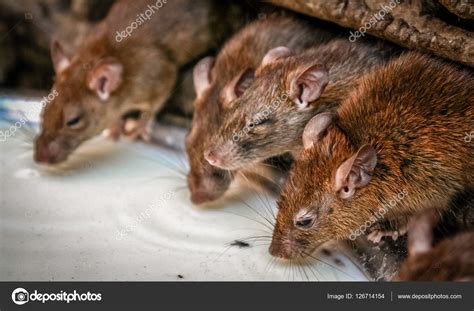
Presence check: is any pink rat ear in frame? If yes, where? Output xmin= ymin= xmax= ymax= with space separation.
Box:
xmin=222 ymin=68 xmax=255 ymax=105
xmin=87 ymin=58 xmax=123 ymax=101
xmin=193 ymin=56 xmax=215 ymax=99
xmin=302 ymin=112 xmax=333 ymax=150
xmin=334 ymin=144 xmax=377 ymax=199
xmin=289 ymin=64 xmax=329 ymax=109
xmin=51 ymin=40 xmax=71 ymax=74
xmin=261 ymin=46 xmax=293 ymax=67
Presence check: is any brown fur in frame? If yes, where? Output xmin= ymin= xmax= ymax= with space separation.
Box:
xmin=398 ymin=208 xmax=474 ymax=281
xmin=398 ymin=232 xmax=474 ymax=280
xmin=206 ymin=38 xmax=396 ymax=171
xmin=270 ymin=52 xmax=474 ymax=259
xmin=35 ymin=0 xmax=239 ymax=164
xmin=186 ymin=14 xmax=334 ymax=204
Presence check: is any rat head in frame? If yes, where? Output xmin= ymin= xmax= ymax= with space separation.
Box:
xmin=269 ymin=113 xmax=378 ymax=259
xmin=35 ymin=40 xmax=124 ymax=164
xmin=186 ymin=56 xmax=255 ymax=204
xmin=204 ymin=47 xmax=329 ymax=171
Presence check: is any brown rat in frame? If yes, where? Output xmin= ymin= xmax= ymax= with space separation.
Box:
xmin=34 ymin=0 xmax=241 ymax=164
xmin=397 ymin=208 xmax=474 ymax=281
xmin=186 ymin=14 xmax=335 ymax=204
xmin=204 ymin=38 xmax=396 ymax=171
xmin=268 ymin=52 xmax=473 ymax=260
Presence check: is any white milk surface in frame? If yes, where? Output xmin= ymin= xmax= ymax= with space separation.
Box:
xmin=0 ymin=97 xmax=367 ymax=281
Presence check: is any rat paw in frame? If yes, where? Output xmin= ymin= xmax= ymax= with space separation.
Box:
xmin=367 ymin=230 xmax=399 ymax=243
xmin=122 ymin=112 xmax=153 ymax=142
xmin=103 ymin=124 xmax=123 ymax=141
xmin=367 ymin=225 xmax=407 ymax=243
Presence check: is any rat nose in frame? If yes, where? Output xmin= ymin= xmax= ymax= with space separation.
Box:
xmin=190 ymin=190 xmax=216 ymax=205
xmin=269 ymin=241 xmax=292 ymax=259
xmin=35 ymin=145 xmax=51 ymax=163
xmin=34 ymin=141 xmax=62 ymax=164
xmin=269 ymin=242 xmax=282 ymax=258
xmin=204 ymin=150 xmax=222 ymax=167
xmin=35 ymin=140 xmax=56 ymax=163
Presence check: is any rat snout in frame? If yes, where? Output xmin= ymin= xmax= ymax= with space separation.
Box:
xmin=269 ymin=233 xmax=301 ymax=260
xmin=204 ymin=141 xmax=238 ymax=170
xmin=269 ymin=240 xmax=295 ymax=260
xmin=190 ymin=190 xmax=218 ymax=205
xmin=188 ymin=171 xmax=228 ymax=204
xmin=34 ymin=140 xmax=66 ymax=165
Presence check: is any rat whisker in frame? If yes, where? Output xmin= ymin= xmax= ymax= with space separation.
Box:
xmin=211 ymin=236 xmax=258 ymax=264
xmin=255 ymin=191 xmax=277 ymax=223
xmin=236 ymin=196 xmax=275 ymax=230
xmin=297 ymin=260 xmax=310 ymax=281
xmin=301 ymin=250 xmax=355 ymax=280
xmin=220 ymin=210 xmax=273 ymax=232
xmin=173 ymin=185 xmax=188 ymax=192
xmin=211 ymin=244 xmax=233 ymax=263
xmin=237 ymin=170 xmax=252 ymax=186
xmin=248 ymin=186 xmax=273 ymax=217
xmin=302 ymin=257 xmax=321 ymax=281
xmin=227 ymin=228 xmax=272 ymax=235
xmin=175 ymin=153 xmax=190 ymax=171
xmin=261 ymin=192 xmax=276 ymax=220
xmin=236 ymin=191 xmax=275 ymax=226
xmin=263 ymin=256 xmax=277 ymax=279
xmin=236 ymin=174 xmax=277 ymax=224
xmin=258 ymin=161 xmax=286 ymax=175
xmin=138 ymin=174 xmax=186 ymax=185
xmin=290 ymin=259 xmax=296 ymax=281
xmin=130 ymin=149 xmax=187 ymax=177
xmin=236 ymin=236 xmax=272 ymax=243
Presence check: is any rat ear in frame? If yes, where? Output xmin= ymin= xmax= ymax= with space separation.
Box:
xmin=87 ymin=58 xmax=123 ymax=101
xmin=334 ymin=145 xmax=377 ymax=199
xmin=302 ymin=112 xmax=333 ymax=150
xmin=289 ymin=64 xmax=328 ymax=109
xmin=51 ymin=40 xmax=71 ymax=74
xmin=407 ymin=209 xmax=439 ymax=256
xmin=193 ymin=56 xmax=215 ymax=98
xmin=261 ymin=46 xmax=293 ymax=67
xmin=223 ymin=68 xmax=255 ymax=105
xmin=234 ymin=69 xmax=254 ymax=98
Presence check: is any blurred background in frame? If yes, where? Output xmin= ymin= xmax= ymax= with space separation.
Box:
xmin=0 ymin=0 xmax=473 ymax=92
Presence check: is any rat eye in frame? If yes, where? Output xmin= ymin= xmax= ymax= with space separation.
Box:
xmin=295 ymin=217 xmax=314 ymax=229
xmin=254 ymin=118 xmax=270 ymax=126
xmin=294 ymin=211 xmax=316 ymax=229
xmin=65 ymin=114 xmax=84 ymax=129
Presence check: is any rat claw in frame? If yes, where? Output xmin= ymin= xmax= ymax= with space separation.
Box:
xmin=392 ymin=231 xmax=398 ymax=241
xmin=367 ymin=231 xmax=383 ymax=243
xmin=121 ymin=113 xmax=153 ymax=142
xmin=367 ymin=228 xmax=404 ymax=243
